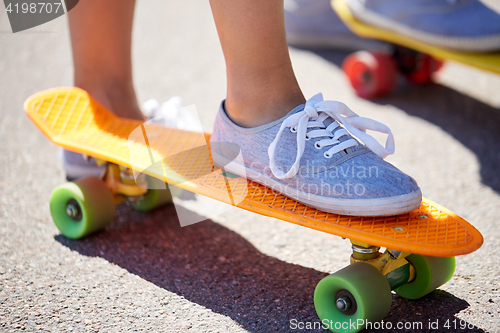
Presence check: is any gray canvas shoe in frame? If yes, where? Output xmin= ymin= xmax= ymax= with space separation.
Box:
xmin=60 ymin=149 xmax=105 ymax=181
xmin=210 ymin=94 xmax=421 ymax=216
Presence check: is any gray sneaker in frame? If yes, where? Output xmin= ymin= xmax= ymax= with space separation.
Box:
xmin=60 ymin=149 xmax=105 ymax=181
xmin=284 ymin=0 xmax=386 ymax=50
xmin=210 ymin=94 xmax=421 ymax=216
xmin=348 ymin=0 xmax=500 ymax=52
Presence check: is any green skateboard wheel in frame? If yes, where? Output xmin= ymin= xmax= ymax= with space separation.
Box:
xmin=314 ymin=262 xmax=392 ymax=333
xmin=395 ymin=254 xmax=455 ymax=300
xmin=132 ymin=176 xmax=181 ymax=212
xmin=50 ymin=176 xmax=115 ymax=239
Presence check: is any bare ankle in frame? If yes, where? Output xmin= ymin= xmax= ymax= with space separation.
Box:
xmin=225 ymin=89 xmax=305 ymax=128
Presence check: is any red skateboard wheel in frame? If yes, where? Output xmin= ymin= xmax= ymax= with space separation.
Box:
xmin=406 ymin=54 xmax=443 ymax=84
xmin=342 ymin=51 xmax=397 ymax=99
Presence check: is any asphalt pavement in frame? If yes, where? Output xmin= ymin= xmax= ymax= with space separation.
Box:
xmin=1 ymin=1 xmax=500 ymax=332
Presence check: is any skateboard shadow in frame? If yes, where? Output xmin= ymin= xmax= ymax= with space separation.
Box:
xmin=383 ymin=290 xmax=484 ymax=333
xmin=294 ymin=47 xmax=500 ymax=194
xmin=55 ymin=203 xmax=483 ymax=333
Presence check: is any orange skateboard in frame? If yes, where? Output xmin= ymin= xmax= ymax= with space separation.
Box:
xmin=333 ymin=0 xmax=500 ymax=99
xmin=25 ymin=87 xmax=483 ymax=333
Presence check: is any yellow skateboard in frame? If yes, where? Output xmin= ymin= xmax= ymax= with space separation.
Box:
xmin=333 ymin=0 xmax=500 ymax=98
xmin=25 ymin=87 xmax=483 ymax=333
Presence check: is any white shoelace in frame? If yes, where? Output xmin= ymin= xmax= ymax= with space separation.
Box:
xmin=268 ymin=93 xmax=395 ymax=179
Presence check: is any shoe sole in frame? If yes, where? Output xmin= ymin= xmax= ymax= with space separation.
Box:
xmin=212 ymin=151 xmax=422 ymax=216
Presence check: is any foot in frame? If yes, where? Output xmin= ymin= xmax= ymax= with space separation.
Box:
xmin=60 ymin=149 xmax=105 ymax=181
xmin=61 ymin=92 xmax=186 ymax=180
xmin=284 ymin=0 xmax=386 ymax=50
xmin=348 ymin=0 xmax=500 ymax=52
xmin=142 ymin=97 xmax=202 ymax=132
xmin=210 ymin=93 xmax=421 ymax=216
xmin=61 ymin=85 xmax=143 ymax=180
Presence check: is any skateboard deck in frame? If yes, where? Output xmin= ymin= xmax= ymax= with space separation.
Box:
xmin=25 ymin=87 xmax=483 ymax=256
xmin=333 ymin=0 xmax=500 ymax=74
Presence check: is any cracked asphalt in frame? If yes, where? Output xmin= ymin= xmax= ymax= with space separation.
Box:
xmin=1 ymin=1 xmax=500 ymax=332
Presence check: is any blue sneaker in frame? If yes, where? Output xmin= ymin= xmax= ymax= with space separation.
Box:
xmin=210 ymin=93 xmax=421 ymax=216
xmin=348 ymin=0 xmax=500 ymax=52
xmin=284 ymin=0 xmax=386 ymax=50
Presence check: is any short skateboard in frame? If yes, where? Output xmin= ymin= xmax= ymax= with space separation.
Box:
xmin=333 ymin=0 xmax=500 ymax=98
xmin=25 ymin=88 xmax=483 ymax=333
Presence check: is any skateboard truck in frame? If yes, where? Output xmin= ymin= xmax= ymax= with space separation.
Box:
xmin=100 ymin=162 xmax=148 ymax=205
xmin=350 ymin=240 xmax=416 ymax=290
xmin=326 ymin=242 xmax=418 ymax=322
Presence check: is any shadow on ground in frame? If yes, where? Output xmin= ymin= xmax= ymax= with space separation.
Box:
xmin=374 ymin=85 xmax=500 ymax=194
xmin=55 ymin=203 xmax=482 ymax=332
xmin=300 ymin=47 xmax=500 ymax=194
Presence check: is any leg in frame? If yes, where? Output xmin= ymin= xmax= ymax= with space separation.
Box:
xmin=209 ymin=0 xmax=421 ymax=216
xmin=68 ymin=0 xmax=143 ymax=120
xmin=210 ymin=0 xmax=306 ymax=127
